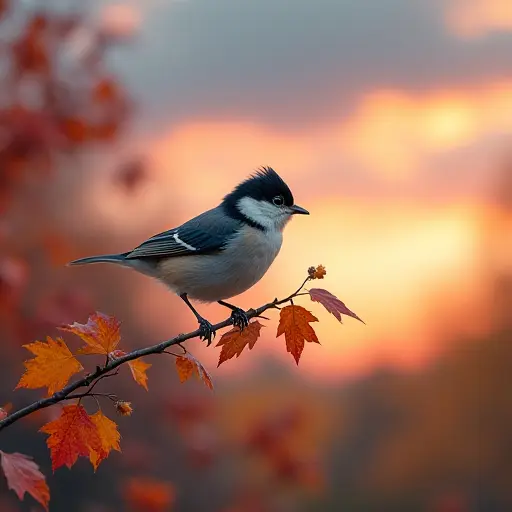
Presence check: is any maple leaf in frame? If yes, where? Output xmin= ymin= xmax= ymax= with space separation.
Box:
xmin=39 ymin=404 xmax=103 ymax=471
xmin=0 ymin=451 xmax=50 ymax=511
xmin=128 ymin=359 xmax=151 ymax=390
xmin=59 ymin=311 xmax=120 ymax=355
xmin=16 ymin=337 xmax=83 ymax=396
xmin=175 ymin=353 xmax=213 ymax=390
xmin=89 ymin=410 xmax=121 ymax=470
xmin=110 ymin=350 xmax=152 ymax=390
xmin=309 ymin=288 xmax=365 ymax=324
xmin=216 ymin=321 xmax=263 ymax=367
xmin=276 ymin=305 xmax=319 ymax=365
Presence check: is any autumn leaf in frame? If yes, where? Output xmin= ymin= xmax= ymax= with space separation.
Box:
xmin=110 ymin=350 xmax=151 ymax=390
xmin=216 ymin=321 xmax=263 ymax=367
xmin=175 ymin=353 xmax=213 ymax=390
xmin=59 ymin=311 xmax=120 ymax=355
xmin=16 ymin=337 xmax=83 ymax=396
xmin=89 ymin=410 xmax=121 ymax=470
xmin=128 ymin=359 xmax=151 ymax=390
xmin=276 ymin=305 xmax=319 ymax=365
xmin=124 ymin=477 xmax=175 ymax=512
xmin=309 ymin=288 xmax=365 ymax=324
xmin=40 ymin=405 xmax=103 ymax=471
xmin=0 ymin=451 xmax=50 ymax=511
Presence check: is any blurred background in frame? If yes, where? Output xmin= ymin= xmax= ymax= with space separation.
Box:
xmin=0 ymin=0 xmax=511 ymax=510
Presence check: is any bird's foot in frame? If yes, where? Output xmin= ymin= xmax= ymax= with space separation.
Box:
xmin=230 ymin=308 xmax=249 ymax=331
xmin=198 ymin=317 xmax=216 ymax=346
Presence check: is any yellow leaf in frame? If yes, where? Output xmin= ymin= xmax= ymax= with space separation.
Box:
xmin=59 ymin=311 xmax=120 ymax=355
xmin=88 ymin=410 xmax=121 ymax=471
xmin=127 ymin=359 xmax=151 ymax=391
xmin=16 ymin=337 xmax=83 ymax=396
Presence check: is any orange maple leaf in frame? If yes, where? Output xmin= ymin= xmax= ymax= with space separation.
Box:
xmin=39 ymin=405 xmax=103 ymax=471
xmin=0 ymin=451 xmax=50 ymax=511
xmin=124 ymin=477 xmax=175 ymax=512
xmin=110 ymin=350 xmax=151 ymax=390
xmin=216 ymin=321 xmax=263 ymax=367
xmin=276 ymin=305 xmax=319 ymax=364
xmin=128 ymin=359 xmax=151 ymax=390
xmin=309 ymin=288 xmax=365 ymax=324
xmin=175 ymin=353 xmax=213 ymax=390
xmin=16 ymin=337 xmax=83 ymax=396
xmin=89 ymin=410 xmax=121 ymax=470
xmin=59 ymin=311 xmax=120 ymax=355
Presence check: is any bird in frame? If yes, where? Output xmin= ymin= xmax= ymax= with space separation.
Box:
xmin=68 ymin=167 xmax=309 ymax=345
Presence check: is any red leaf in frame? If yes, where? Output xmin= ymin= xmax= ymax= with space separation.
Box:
xmin=309 ymin=288 xmax=365 ymax=324
xmin=39 ymin=405 xmax=103 ymax=471
xmin=0 ymin=451 xmax=49 ymax=511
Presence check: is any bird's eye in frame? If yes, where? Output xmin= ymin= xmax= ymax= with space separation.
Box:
xmin=272 ymin=195 xmax=284 ymax=206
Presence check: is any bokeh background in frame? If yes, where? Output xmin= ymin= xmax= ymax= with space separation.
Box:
xmin=1 ymin=0 xmax=512 ymax=510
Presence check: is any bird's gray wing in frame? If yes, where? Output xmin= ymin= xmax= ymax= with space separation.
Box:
xmin=125 ymin=207 xmax=241 ymax=259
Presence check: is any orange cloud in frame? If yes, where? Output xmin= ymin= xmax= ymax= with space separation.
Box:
xmin=147 ymin=80 xmax=512 ymax=190
xmin=445 ymin=0 xmax=512 ymax=38
xmin=338 ymin=82 xmax=512 ymax=179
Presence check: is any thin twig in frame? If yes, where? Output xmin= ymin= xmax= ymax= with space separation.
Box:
xmin=65 ymin=392 xmax=118 ymax=402
xmin=0 ymin=280 xmax=309 ymax=432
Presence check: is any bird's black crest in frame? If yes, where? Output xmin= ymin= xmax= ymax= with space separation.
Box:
xmin=223 ymin=166 xmax=294 ymax=206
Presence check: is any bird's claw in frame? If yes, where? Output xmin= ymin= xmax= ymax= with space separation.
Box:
xmin=230 ymin=308 xmax=249 ymax=331
xmin=198 ymin=318 xmax=216 ymax=346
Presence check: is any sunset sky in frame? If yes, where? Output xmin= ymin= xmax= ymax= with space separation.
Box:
xmin=59 ymin=0 xmax=512 ymax=380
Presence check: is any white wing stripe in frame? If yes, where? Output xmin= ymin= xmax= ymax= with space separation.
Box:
xmin=173 ymin=232 xmax=197 ymax=251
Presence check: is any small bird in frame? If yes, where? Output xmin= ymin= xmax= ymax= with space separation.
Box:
xmin=68 ymin=167 xmax=309 ymax=345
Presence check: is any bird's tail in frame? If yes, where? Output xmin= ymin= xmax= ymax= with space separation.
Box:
xmin=67 ymin=253 xmax=129 ymax=267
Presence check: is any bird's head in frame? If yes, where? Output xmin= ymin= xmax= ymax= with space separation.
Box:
xmin=222 ymin=167 xmax=309 ymax=231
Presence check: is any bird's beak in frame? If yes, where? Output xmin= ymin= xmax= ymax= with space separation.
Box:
xmin=289 ymin=204 xmax=309 ymax=215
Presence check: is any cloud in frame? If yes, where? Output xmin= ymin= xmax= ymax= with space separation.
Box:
xmin=445 ymin=0 xmax=512 ymax=39
xmin=110 ymin=0 xmax=512 ymax=131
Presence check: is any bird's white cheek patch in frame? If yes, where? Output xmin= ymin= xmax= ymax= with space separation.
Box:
xmin=173 ymin=232 xmax=197 ymax=251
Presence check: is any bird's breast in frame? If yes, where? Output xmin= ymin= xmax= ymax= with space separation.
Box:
xmin=157 ymin=227 xmax=283 ymax=302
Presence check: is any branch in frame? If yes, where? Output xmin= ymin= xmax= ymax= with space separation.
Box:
xmin=0 ymin=279 xmax=310 ymax=432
